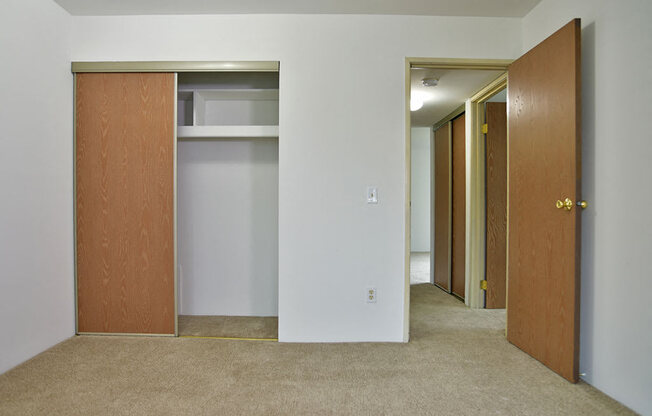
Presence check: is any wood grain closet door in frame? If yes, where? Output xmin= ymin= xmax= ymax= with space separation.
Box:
xmin=76 ymin=73 xmax=175 ymax=334
xmin=433 ymin=123 xmax=451 ymax=291
xmin=507 ymin=19 xmax=582 ymax=382
xmin=485 ymin=102 xmax=507 ymax=309
xmin=451 ymin=114 xmax=466 ymax=299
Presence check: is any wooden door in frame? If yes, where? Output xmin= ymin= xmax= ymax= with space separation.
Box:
xmin=506 ymin=19 xmax=582 ymax=382
xmin=485 ymin=102 xmax=507 ymax=308
xmin=76 ymin=73 xmax=176 ymax=335
xmin=451 ymin=114 xmax=466 ymax=298
xmin=433 ymin=123 xmax=451 ymax=291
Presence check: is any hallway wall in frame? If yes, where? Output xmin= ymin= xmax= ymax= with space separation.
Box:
xmin=410 ymin=127 xmax=432 ymax=252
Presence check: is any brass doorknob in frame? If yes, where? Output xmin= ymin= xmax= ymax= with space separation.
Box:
xmin=556 ymin=198 xmax=588 ymax=210
xmin=555 ymin=198 xmax=574 ymax=211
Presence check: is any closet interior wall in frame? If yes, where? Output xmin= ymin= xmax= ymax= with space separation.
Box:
xmin=177 ymin=71 xmax=280 ymax=318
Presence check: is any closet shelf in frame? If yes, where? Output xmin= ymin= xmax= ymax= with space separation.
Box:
xmin=178 ymin=88 xmax=279 ymax=101
xmin=177 ymin=125 xmax=279 ymax=139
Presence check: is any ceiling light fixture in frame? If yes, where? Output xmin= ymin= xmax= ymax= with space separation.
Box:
xmin=410 ymin=98 xmax=424 ymax=111
xmin=421 ymin=78 xmax=439 ymax=87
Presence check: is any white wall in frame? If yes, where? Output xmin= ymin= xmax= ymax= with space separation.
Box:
xmin=0 ymin=0 xmax=73 ymax=373
xmin=1 ymin=6 xmax=647 ymax=411
xmin=410 ymin=127 xmax=431 ymax=252
xmin=70 ymin=14 xmax=521 ymax=342
xmin=522 ymin=2 xmax=652 ymax=414
xmin=178 ymin=139 xmax=279 ymax=316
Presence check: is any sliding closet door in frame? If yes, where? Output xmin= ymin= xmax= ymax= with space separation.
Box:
xmin=451 ymin=114 xmax=466 ymax=298
xmin=433 ymin=123 xmax=451 ymax=291
xmin=76 ymin=73 xmax=175 ymax=334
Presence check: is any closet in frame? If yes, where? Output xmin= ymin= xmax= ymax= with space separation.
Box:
xmin=74 ymin=62 xmax=279 ymax=337
xmin=432 ymin=113 xmax=465 ymax=300
xmin=176 ymin=71 xmax=279 ymax=337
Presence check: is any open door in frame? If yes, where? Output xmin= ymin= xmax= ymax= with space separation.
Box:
xmin=506 ymin=19 xmax=582 ymax=382
xmin=485 ymin=102 xmax=507 ymax=309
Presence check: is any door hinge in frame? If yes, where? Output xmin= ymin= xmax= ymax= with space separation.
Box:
xmin=482 ymin=124 xmax=488 ymax=134
xmin=480 ymin=280 xmax=488 ymax=290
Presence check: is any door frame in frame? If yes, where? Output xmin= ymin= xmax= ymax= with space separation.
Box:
xmin=466 ymin=74 xmax=508 ymax=308
xmin=404 ymin=58 xmax=511 ymax=338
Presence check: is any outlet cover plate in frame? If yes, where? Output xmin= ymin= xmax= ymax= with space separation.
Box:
xmin=366 ymin=287 xmax=377 ymax=303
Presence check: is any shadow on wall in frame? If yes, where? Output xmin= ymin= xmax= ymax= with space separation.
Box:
xmin=579 ymin=21 xmax=596 ymax=379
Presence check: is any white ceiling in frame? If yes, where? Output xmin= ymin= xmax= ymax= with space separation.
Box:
xmin=53 ymin=0 xmax=541 ymax=17
xmin=410 ymin=68 xmax=505 ymax=127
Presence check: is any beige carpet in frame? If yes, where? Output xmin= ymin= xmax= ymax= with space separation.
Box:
xmin=178 ymin=315 xmax=278 ymax=338
xmin=0 ymin=284 xmax=634 ymax=415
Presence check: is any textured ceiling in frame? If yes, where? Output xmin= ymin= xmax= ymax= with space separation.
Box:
xmin=53 ymin=0 xmax=541 ymax=17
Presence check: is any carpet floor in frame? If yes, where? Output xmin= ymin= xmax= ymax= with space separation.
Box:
xmin=0 ymin=284 xmax=635 ymax=415
xmin=178 ymin=315 xmax=278 ymax=339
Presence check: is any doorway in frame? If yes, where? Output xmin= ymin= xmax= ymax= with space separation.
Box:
xmin=405 ymin=19 xmax=583 ymax=383
xmin=409 ymin=125 xmax=432 ymax=285
xmin=407 ymin=62 xmax=510 ymax=309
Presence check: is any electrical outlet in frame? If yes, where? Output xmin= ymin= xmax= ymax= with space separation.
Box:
xmin=366 ymin=287 xmax=377 ymax=303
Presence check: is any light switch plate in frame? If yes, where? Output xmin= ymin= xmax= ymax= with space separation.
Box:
xmin=367 ymin=187 xmax=378 ymax=204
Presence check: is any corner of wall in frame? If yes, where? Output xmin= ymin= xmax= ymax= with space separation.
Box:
xmin=0 ymin=0 xmax=75 ymax=375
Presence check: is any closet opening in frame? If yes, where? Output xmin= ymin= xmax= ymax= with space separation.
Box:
xmin=176 ymin=71 xmax=279 ymax=340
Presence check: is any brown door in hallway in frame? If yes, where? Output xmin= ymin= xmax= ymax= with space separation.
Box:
xmin=506 ymin=19 xmax=582 ymax=382
xmin=451 ymin=114 xmax=465 ymax=298
xmin=433 ymin=122 xmax=451 ymax=291
xmin=76 ymin=73 xmax=176 ymax=335
xmin=485 ymin=102 xmax=507 ymax=309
